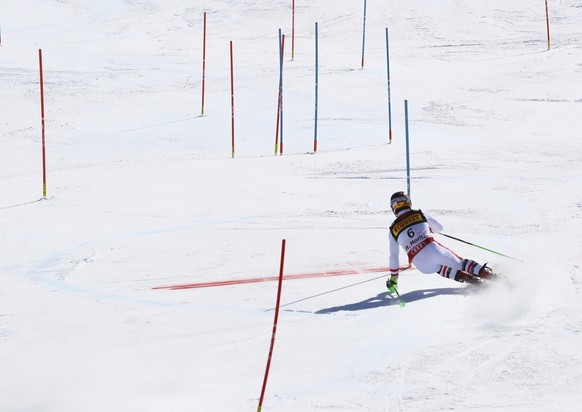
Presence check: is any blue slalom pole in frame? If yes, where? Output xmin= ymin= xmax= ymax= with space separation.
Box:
xmin=280 ymin=32 xmax=285 ymax=154
xmin=361 ymin=0 xmax=367 ymax=69
xmin=314 ymin=21 xmax=319 ymax=153
xmin=405 ymin=100 xmax=411 ymax=196
xmin=385 ymin=28 xmax=393 ymax=144
xmin=274 ymin=29 xmax=283 ymax=155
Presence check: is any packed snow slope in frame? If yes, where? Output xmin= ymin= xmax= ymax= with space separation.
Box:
xmin=1 ymin=1 xmax=581 ymax=411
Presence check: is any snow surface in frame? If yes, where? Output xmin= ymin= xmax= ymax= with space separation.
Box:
xmin=1 ymin=1 xmax=582 ymax=411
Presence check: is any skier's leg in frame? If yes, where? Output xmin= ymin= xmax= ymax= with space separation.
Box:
xmin=413 ymin=243 xmax=484 ymax=284
xmin=414 ymin=243 xmax=464 ymax=281
xmin=427 ymin=243 xmax=482 ymax=284
xmin=437 ymin=265 xmax=483 ymax=284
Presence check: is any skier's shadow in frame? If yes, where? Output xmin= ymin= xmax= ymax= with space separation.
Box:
xmin=315 ymin=287 xmax=467 ymax=314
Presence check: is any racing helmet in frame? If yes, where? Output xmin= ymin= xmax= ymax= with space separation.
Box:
xmin=390 ymin=191 xmax=411 ymax=215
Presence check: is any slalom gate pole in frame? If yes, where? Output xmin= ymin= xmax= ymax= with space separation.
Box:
xmin=291 ymin=0 xmax=295 ymax=60
xmin=314 ymin=21 xmax=319 ymax=153
xmin=274 ymin=29 xmax=283 ymax=155
xmin=257 ymin=239 xmax=287 ymax=412
xmin=438 ymin=233 xmax=523 ymax=262
xmin=385 ymin=28 xmax=393 ymax=144
xmin=39 ymin=49 xmax=47 ymax=198
xmin=404 ymin=100 xmax=410 ymax=197
xmin=279 ymin=34 xmax=285 ymax=155
xmin=230 ymin=40 xmax=235 ymax=158
xmin=545 ymin=0 xmax=551 ymax=50
xmin=201 ymin=11 xmax=207 ymax=116
xmin=360 ymin=0 xmax=367 ymax=69
xmin=0 ymin=22 xmax=3 ymax=46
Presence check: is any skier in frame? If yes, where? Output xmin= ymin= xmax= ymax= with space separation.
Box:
xmin=386 ymin=191 xmax=493 ymax=293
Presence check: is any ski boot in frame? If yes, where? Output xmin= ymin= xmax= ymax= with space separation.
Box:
xmin=477 ymin=263 xmax=497 ymax=280
xmin=455 ymin=271 xmax=483 ymax=286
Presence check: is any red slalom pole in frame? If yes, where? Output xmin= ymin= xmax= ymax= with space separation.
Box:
xmin=230 ymin=40 xmax=235 ymax=158
xmin=385 ymin=27 xmax=393 ymax=144
xmin=201 ymin=12 xmax=207 ymax=116
xmin=257 ymin=239 xmax=286 ymax=412
xmin=39 ymin=49 xmax=47 ymax=198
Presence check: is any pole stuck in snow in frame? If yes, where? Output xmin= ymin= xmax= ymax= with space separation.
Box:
xmin=404 ymin=100 xmax=411 ymax=197
xmin=39 ymin=49 xmax=47 ymax=198
xmin=360 ymin=0 xmax=367 ymax=69
xmin=385 ymin=27 xmax=393 ymax=144
xmin=274 ymin=29 xmax=284 ymax=155
xmin=291 ymin=0 xmax=295 ymax=60
xmin=313 ymin=21 xmax=319 ymax=153
xmin=230 ymin=40 xmax=235 ymax=158
xmin=544 ymin=0 xmax=551 ymax=50
xmin=257 ymin=239 xmax=287 ymax=412
xmin=279 ymin=33 xmax=286 ymax=155
xmin=201 ymin=11 xmax=207 ymax=116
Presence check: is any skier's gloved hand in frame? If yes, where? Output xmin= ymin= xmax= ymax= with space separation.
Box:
xmin=386 ymin=276 xmax=398 ymax=293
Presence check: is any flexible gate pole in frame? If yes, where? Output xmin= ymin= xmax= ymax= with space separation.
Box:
xmin=257 ymin=239 xmax=286 ymax=411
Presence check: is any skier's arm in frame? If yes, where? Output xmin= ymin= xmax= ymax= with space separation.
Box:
xmin=425 ymin=212 xmax=444 ymax=234
xmin=388 ymin=234 xmax=400 ymax=281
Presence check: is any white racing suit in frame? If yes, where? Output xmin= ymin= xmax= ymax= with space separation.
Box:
xmin=388 ymin=209 xmax=484 ymax=282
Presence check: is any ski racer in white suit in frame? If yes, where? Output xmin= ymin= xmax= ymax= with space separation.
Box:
xmin=386 ymin=191 xmax=492 ymax=293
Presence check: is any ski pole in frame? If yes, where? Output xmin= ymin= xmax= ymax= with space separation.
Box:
xmin=438 ymin=233 xmax=523 ymax=262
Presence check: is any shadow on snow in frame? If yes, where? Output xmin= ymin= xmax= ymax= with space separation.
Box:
xmin=315 ymin=287 xmax=467 ymax=314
